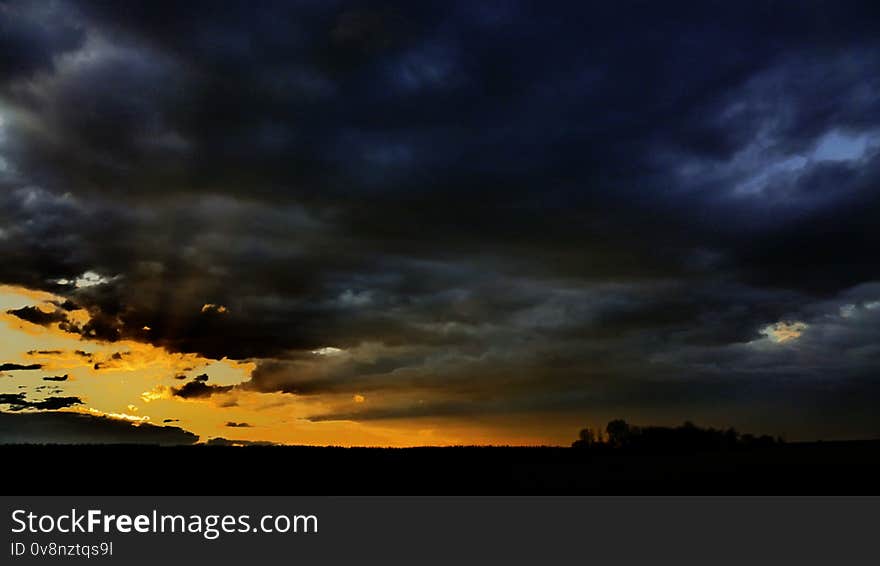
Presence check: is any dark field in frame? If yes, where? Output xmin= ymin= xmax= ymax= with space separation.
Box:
xmin=5 ymin=440 xmax=880 ymax=494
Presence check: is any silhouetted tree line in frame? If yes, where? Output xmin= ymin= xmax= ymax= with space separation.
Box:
xmin=573 ymin=419 xmax=783 ymax=452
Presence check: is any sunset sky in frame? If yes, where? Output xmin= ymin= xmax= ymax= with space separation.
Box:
xmin=1 ymin=1 xmax=880 ymax=445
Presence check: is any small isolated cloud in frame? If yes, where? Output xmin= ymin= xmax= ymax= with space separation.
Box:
xmin=7 ymin=306 xmax=68 ymax=326
xmin=0 ymin=363 xmax=43 ymax=371
xmin=760 ymin=321 xmax=808 ymax=343
xmin=172 ymin=374 xmax=233 ymax=399
xmin=42 ymin=374 xmax=69 ymax=381
xmin=201 ymin=304 xmax=229 ymax=314
xmin=312 ymin=347 xmax=344 ymax=356
xmin=52 ymin=271 xmax=117 ymax=289
xmin=224 ymin=421 xmax=252 ymax=428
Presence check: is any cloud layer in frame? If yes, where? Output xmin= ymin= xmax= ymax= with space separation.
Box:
xmin=1 ymin=1 xmax=880 ymax=439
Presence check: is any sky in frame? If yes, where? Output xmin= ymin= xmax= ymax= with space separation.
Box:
xmin=1 ymin=0 xmax=880 ymax=445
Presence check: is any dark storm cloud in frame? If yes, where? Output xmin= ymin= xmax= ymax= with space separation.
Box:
xmin=0 ymin=1 xmax=85 ymax=79
xmin=1 ymin=1 xmax=880 ymax=436
xmin=42 ymin=374 xmax=68 ymax=381
xmin=0 ymin=393 xmax=82 ymax=411
xmin=172 ymin=374 xmax=233 ymax=399
xmin=48 ymin=299 xmax=79 ymax=311
xmin=7 ymin=306 xmax=68 ymax=326
xmin=0 ymin=411 xmax=198 ymax=445
xmin=0 ymin=363 xmax=42 ymax=371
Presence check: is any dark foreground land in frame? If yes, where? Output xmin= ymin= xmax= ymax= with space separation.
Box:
xmin=4 ymin=440 xmax=880 ymax=494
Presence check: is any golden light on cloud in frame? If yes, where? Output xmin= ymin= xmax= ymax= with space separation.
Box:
xmin=0 ymin=286 xmax=580 ymax=446
xmin=312 ymin=347 xmax=343 ymax=356
xmin=760 ymin=321 xmax=808 ymax=343
xmin=0 ymin=284 xmax=577 ymax=447
xmin=50 ymin=271 xmax=117 ymax=288
xmin=78 ymin=407 xmax=151 ymax=423
xmin=201 ymin=303 xmax=228 ymax=314
xmin=141 ymin=388 xmax=170 ymax=403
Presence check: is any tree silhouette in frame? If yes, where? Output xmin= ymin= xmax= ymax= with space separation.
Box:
xmin=572 ymin=427 xmax=599 ymax=448
xmin=574 ymin=419 xmax=783 ymax=452
xmin=606 ymin=419 xmax=631 ymax=448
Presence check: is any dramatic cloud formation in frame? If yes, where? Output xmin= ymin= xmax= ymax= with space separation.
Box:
xmin=1 ymin=1 xmax=879 ymax=442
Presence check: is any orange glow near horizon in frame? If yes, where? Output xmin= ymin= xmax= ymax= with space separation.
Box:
xmin=0 ymin=285 xmax=581 ymax=446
